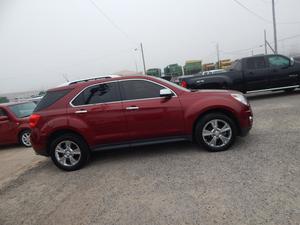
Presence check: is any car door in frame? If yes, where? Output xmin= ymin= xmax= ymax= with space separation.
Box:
xmin=0 ymin=108 xmax=16 ymax=144
xmin=69 ymin=81 xmax=129 ymax=146
xmin=267 ymin=55 xmax=299 ymax=88
xmin=120 ymin=79 xmax=185 ymax=141
xmin=243 ymin=56 xmax=271 ymax=91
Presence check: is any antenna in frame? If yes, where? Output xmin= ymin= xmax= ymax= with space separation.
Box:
xmin=62 ymin=74 xmax=69 ymax=82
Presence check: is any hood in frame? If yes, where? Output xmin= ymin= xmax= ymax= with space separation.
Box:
xmin=189 ymin=89 xmax=242 ymax=96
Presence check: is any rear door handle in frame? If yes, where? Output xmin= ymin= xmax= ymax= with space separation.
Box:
xmin=75 ymin=110 xmax=88 ymax=114
xmin=126 ymin=106 xmax=139 ymax=111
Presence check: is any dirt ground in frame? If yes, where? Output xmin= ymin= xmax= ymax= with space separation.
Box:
xmin=0 ymin=145 xmax=45 ymax=189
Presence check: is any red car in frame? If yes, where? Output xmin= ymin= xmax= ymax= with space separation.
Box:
xmin=0 ymin=101 xmax=36 ymax=147
xmin=30 ymin=76 xmax=253 ymax=171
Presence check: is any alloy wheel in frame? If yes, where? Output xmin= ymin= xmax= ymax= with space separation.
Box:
xmin=55 ymin=140 xmax=82 ymax=167
xmin=202 ymin=119 xmax=232 ymax=148
xmin=21 ymin=131 xmax=32 ymax=147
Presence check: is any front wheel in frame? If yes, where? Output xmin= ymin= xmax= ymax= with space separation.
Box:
xmin=195 ymin=113 xmax=237 ymax=152
xmin=50 ymin=133 xmax=90 ymax=171
xmin=19 ymin=130 xmax=32 ymax=147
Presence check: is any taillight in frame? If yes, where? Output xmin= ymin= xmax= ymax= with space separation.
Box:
xmin=29 ymin=114 xmax=41 ymax=128
xmin=181 ymin=81 xmax=187 ymax=88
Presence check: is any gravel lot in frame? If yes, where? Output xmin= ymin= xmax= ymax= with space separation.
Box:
xmin=0 ymin=90 xmax=299 ymax=225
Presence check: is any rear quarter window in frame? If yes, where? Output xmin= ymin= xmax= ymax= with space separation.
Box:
xmin=34 ymin=89 xmax=71 ymax=112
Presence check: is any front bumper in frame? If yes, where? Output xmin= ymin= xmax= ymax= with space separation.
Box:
xmin=238 ymin=106 xmax=253 ymax=136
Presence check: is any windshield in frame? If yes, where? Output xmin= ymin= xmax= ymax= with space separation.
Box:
xmin=8 ymin=102 xmax=36 ymax=118
xmin=155 ymin=77 xmax=191 ymax=92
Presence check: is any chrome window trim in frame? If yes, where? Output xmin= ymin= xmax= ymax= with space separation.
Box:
xmin=69 ymin=78 xmax=178 ymax=108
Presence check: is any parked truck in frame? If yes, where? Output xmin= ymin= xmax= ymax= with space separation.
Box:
xmin=178 ymin=54 xmax=300 ymax=93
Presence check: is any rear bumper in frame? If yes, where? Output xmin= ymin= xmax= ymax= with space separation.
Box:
xmin=30 ymin=129 xmax=49 ymax=156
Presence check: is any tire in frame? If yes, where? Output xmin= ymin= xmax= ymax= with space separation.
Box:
xmin=19 ymin=130 xmax=32 ymax=147
xmin=194 ymin=113 xmax=237 ymax=152
xmin=50 ymin=133 xmax=90 ymax=171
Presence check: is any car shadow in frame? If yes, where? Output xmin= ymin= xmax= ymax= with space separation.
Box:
xmin=90 ymin=141 xmax=197 ymax=164
xmin=246 ymin=89 xmax=300 ymax=101
xmin=88 ymin=137 xmax=246 ymax=166
xmin=0 ymin=144 xmax=24 ymax=152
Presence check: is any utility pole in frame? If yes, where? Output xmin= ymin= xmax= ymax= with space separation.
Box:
xmin=264 ymin=29 xmax=268 ymax=55
xmin=140 ymin=43 xmax=147 ymax=74
xmin=272 ymin=0 xmax=278 ymax=53
xmin=216 ymin=43 xmax=220 ymax=69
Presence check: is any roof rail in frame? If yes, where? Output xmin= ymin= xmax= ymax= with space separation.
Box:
xmin=57 ymin=75 xmax=121 ymax=87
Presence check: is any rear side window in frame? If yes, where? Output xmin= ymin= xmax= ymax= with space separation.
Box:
xmin=34 ymin=89 xmax=71 ymax=112
xmin=72 ymin=82 xmax=121 ymax=106
xmin=120 ymin=80 xmax=165 ymax=100
xmin=246 ymin=57 xmax=267 ymax=70
xmin=8 ymin=102 xmax=36 ymax=118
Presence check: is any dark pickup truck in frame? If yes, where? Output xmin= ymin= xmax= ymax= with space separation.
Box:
xmin=178 ymin=54 xmax=300 ymax=93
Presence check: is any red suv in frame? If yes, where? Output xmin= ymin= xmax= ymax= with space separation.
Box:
xmin=0 ymin=101 xmax=36 ymax=147
xmin=30 ymin=76 xmax=253 ymax=171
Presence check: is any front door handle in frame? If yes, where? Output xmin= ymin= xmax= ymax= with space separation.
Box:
xmin=75 ymin=110 xmax=88 ymax=114
xmin=126 ymin=106 xmax=139 ymax=111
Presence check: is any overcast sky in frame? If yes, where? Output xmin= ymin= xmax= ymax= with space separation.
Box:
xmin=1 ymin=0 xmax=300 ymax=93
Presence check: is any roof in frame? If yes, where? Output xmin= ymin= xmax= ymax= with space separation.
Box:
xmin=57 ymin=75 xmax=121 ymax=87
xmin=48 ymin=75 xmax=155 ymax=92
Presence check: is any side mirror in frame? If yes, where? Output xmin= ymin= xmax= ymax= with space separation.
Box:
xmin=290 ymin=57 xmax=295 ymax=66
xmin=160 ymin=89 xmax=173 ymax=98
xmin=0 ymin=116 xmax=8 ymax=122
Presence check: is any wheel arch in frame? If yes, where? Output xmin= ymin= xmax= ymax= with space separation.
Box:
xmin=46 ymin=129 xmax=90 ymax=155
xmin=192 ymin=108 xmax=241 ymax=140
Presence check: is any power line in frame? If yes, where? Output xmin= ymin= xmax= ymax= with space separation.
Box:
xmin=221 ymin=33 xmax=300 ymax=55
xmin=87 ymin=0 xmax=136 ymax=44
xmin=231 ymin=0 xmax=272 ymax=23
xmin=231 ymin=0 xmax=300 ymax=25
xmin=277 ymin=34 xmax=300 ymax=42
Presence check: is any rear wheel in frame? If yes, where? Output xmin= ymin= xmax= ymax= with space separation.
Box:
xmin=195 ymin=113 xmax=237 ymax=152
xmin=19 ymin=130 xmax=32 ymax=147
xmin=50 ymin=133 xmax=90 ymax=171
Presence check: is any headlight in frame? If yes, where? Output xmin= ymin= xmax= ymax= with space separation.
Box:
xmin=231 ymin=93 xmax=248 ymax=106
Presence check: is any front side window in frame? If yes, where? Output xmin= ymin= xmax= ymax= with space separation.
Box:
xmin=120 ymin=80 xmax=167 ymax=100
xmin=8 ymin=102 xmax=36 ymax=118
xmin=268 ymin=56 xmax=290 ymax=68
xmin=72 ymin=82 xmax=121 ymax=106
xmin=246 ymin=57 xmax=267 ymax=70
